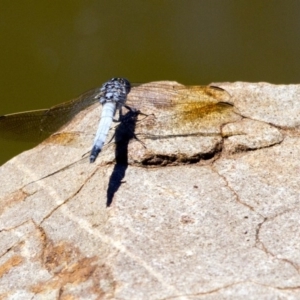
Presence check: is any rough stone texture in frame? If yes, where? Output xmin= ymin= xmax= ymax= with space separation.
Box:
xmin=1 ymin=81 xmax=300 ymax=299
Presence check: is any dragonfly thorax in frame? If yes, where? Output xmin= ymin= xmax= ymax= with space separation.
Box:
xmin=96 ymin=77 xmax=131 ymax=106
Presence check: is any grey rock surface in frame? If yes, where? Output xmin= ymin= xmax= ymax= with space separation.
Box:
xmin=0 ymin=81 xmax=300 ymax=299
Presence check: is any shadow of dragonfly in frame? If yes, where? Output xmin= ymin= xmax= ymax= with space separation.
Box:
xmin=0 ymin=80 xmax=239 ymax=161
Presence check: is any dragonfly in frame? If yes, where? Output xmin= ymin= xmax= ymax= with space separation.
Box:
xmin=0 ymin=78 xmax=240 ymax=163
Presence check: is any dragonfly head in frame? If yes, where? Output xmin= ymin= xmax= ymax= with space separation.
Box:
xmin=111 ymin=77 xmax=131 ymax=94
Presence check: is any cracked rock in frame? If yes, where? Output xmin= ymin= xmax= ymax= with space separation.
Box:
xmin=0 ymin=81 xmax=300 ymax=299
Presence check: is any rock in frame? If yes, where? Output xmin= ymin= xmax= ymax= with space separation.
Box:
xmin=0 ymin=81 xmax=300 ymax=299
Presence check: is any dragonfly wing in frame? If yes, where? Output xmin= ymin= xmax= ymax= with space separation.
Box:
xmin=129 ymin=82 xmax=232 ymax=108
xmin=0 ymin=87 xmax=101 ymax=142
xmin=127 ymin=82 xmax=238 ymax=138
xmin=0 ymin=109 xmax=53 ymax=142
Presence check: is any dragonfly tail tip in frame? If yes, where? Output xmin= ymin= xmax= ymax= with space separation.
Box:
xmin=90 ymin=146 xmax=102 ymax=163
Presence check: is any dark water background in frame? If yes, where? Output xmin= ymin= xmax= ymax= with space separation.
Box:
xmin=1 ymin=0 xmax=300 ymax=164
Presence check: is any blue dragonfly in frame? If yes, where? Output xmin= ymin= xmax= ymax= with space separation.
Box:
xmin=0 ymin=78 xmax=238 ymax=163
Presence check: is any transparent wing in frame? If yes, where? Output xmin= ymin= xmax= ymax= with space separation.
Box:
xmin=0 ymin=87 xmax=101 ymax=142
xmin=127 ymin=83 xmax=238 ymax=138
xmin=130 ymin=82 xmax=232 ymax=107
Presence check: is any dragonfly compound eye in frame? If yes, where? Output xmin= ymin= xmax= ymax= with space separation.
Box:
xmin=111 ymin=77 xmax=131 ymax=94
xmin=121 ymin=78 xmax=131 ymax=94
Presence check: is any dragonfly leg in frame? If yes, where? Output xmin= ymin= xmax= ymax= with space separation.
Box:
xmin=131 ymin=133 xmax=146 ymax=149
xmin=112 ymin=105 xmax=144 ymax=122
xmin=124 ymin=105 xmax=149 ymax=117
xmin=124 ymin=104 xmax=136 ymax=112
xmin=111 ymin=107 xmax=122 ymax=123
